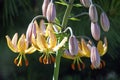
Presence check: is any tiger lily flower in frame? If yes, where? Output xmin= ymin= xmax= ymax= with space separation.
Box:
xmin=32 ymin=21 xmax=67 ymax=64
xmin=6 ymin=33 xmax=36 ymax=66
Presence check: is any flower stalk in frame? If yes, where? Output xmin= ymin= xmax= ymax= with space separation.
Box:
xmin=53 ymin=0 xmax=75 ymax=79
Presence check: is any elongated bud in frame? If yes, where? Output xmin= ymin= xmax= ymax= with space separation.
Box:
xmin=90 ymin=46 xmax=100 ymax=69
xmin=69 ymin=35 xmax=78 ymax=55
xmin=46 ymin=1 xmax=56 ymax=22
xmin=100 ymin=12 xmax=110 ymax=32
xmin=91 ymin=22 xmax=100 ymax=41
xmin=42 ymin=0 xmax=50 ymax=16
xmin=80 ymin=0 xmax=91 ymax=8
xmin=26 ymin=22 xmax=36 ymax=43
xmin=89 ymin=4 xmax=98 ymax=22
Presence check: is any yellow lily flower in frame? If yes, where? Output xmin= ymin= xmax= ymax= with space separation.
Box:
xmin=32 ymin=21 xmax=67 ymax=64
xmin=97 ymin=37 xmax=107 ymax=56
xmin=6 ymin=33 xmax=36 ymax=66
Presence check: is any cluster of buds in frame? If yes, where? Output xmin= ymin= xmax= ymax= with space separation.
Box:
xmin=5 ymin=0 xmax=110 ymax=72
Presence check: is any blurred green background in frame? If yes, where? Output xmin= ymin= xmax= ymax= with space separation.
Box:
xmin=0 ymin=0 xmax=120 ymax=80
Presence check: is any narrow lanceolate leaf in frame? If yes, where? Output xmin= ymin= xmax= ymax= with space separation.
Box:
xmin=100 ymin=12 xmax=110 ymax=32
xmin=90 ymin=46 xmax=100 ymax=69
xmin=6 ymin=35 xmax=18 ymax=53
xmin=17 ymin=34 xmax=27 ymax=53
xmin=89 ymin=4 xmax=98 ymax=22
xmin=91 ymin=22 xmax=100 ymax=41
xmin=69 ymin=35 xmax=78 ymax=55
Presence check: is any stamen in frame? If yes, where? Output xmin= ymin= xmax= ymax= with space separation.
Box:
xmin=71 ymin=63 xmax=75 ymax=70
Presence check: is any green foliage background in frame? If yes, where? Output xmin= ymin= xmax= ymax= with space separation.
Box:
xmin=0 ymin=0 xmax=120 ymax=80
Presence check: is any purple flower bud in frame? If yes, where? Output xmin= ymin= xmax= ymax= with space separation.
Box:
xmin=80 ymin=0 xmax=91 ymax=8
xmin=26 ymin=22 xmax=36 ymax=43
xmin=89 ymin=4 xmax=98 ymax=22
xmin=100 ymin=12 xmax=110 ymax=32
xmin=69 ymin=35 xmax=78 ymax=55
xmin=91 ymin=22 xmax=100 ymax=41
xmin=90 ymin=46 xmax=100 ymax=69
xmin=42 ymin=0 xmax=50 ymax=16
xmin=46 ymin=1 xmax=56 ymax=22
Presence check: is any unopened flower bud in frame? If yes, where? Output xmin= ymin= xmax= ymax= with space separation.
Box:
xmin=46 ymin=1 xmax=56 ymax=22
xmin=90 ymin=46 xmax=100 ymax=69
xmin=69 ymin=35 xmax=78 ymax=55
xmin=89 ymin=4 xmax=98 ymax=22
xmin=26 ymin=22 xmax=36 ymax=43
xmin=80 ymin=0 xmax=91 ymax=8
xmin=100 ymin=12 xmax=110 ymax=32
xmin=91 ymin=22 xmax=100 ymax=41
xmin=42 ymin=0 xmax=50 ymax=16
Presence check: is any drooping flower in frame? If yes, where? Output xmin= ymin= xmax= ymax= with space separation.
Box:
xmin=31 ymin=21 xmax=67 ymax=64
xmin=91 ymin=22 xmax=100 ymax=41
xmin=6 ymin=33 xmax=36 ymax=66
xmin=89 ymin=4 xmax=98 ymax=22
xmin=100 ymin=12 xmax=110 ymax=32
xmin=63 ymin=49 xmax=85 ymax=70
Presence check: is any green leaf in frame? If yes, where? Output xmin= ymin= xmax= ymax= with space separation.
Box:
xmin=69 ymin=17 xmax=80 ymax=21
xmin=55 ymin=1 xmax=67 ymax=6
xmin=73 ymin=4 xmax=82 ymax=7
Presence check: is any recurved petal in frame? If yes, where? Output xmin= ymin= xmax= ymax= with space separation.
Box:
xmin=81 ymin=39 xmax=90 ymax=57
xmin=25 ymin=46 xmax=36 ymax=54
xmin=53 ymin=37 xmax=67 ymax=52
xmin=34 ymin=20 xmax=41 ymax=34
xmin=37 ymin=33 xmax=48 ymax=51
xmin=31 ymin=34 xmax=40 ymax=50
xmin=45 ymin=23 xmax=54 ymax=37
xmin=48 ymin=31 xmax=57 ymax=49
xmin=6 ymin=35 xmax=18 ymax=53
xmin=12 ymin=33 xmax=18 ymax=46
xmin=97 ymin=40 xmax=104 ymax=56
xmin=17 ymin=34 xmax=27 ymax=53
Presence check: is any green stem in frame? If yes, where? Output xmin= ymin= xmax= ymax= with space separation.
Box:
xmin=53 ymin=0 xmax=75 ymax=80
xmin=53 ymin=50 xmax=62 ymax=80
xmin=62 ymin=0 xmax=75 ymax=29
